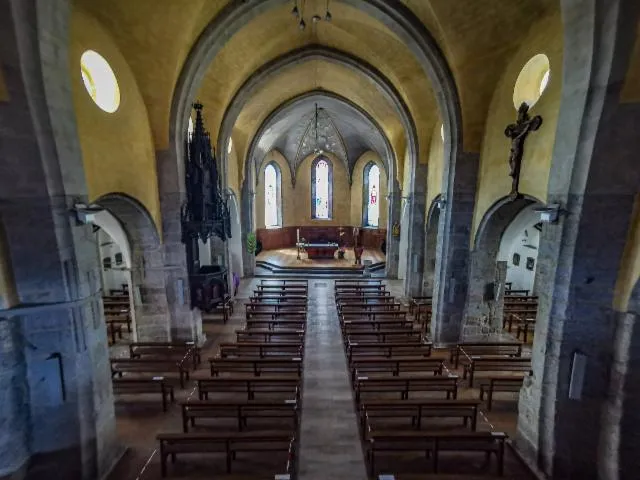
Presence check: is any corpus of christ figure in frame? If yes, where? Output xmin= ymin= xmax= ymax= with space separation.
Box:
xmin=504 ymin=102 xmax=542 ymax=196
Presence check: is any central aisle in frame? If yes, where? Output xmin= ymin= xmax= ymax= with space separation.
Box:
xmin=298 ymin=280 xmax=368 ymax=480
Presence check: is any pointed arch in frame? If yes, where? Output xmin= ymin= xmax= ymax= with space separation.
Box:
xmin=311 ymin=156 xmax=333 ymax=220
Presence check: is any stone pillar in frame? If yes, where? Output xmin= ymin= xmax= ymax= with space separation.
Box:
xmin=241 ymin=179 xmax=256 ymax=277
xmin=403 ymin=163 xmax=428 ymax=296
xmin=0 ymin=1 xmax=120 ymax=477
xmin=155 ymin=149 xmax=202 ymax=343
xmin=422 ymin=202 xmax=440 ymax=296
xmin=431 ymin=152 xmax=479 ymax=345
xmin=385 ymin=187 xmax=401 ymax=278
xmin=515 ymin=2 xmax=640 ymax=475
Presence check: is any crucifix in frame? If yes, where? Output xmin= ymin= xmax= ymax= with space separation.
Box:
xmin=504 ymin=102 xmax=542 ymax=196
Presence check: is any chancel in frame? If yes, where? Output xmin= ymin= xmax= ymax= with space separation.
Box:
xmin=0 ymin=1 xmax=639 ymax=480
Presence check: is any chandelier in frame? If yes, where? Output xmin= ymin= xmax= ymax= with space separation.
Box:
xmin=291 ymin=0 xmax=332 ymax=31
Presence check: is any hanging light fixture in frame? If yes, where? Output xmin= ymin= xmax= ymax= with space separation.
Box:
xmin=313 ymin=103 xmax=323 ymax=155
xmin=292 ymin=0 xmax=332 ymax=30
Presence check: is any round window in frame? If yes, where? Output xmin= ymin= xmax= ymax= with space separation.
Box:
xmin=80 ymin=50 xmax=120 ymax=113
xmin=513 ymin=54 xmax=550 ymax=110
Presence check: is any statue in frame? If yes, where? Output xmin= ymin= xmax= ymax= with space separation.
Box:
xmin=504 ymin=102 xmax=542 ymax=196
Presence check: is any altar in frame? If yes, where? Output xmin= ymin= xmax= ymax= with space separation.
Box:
xmin=296 ymin=242 xmax=339 ymax=260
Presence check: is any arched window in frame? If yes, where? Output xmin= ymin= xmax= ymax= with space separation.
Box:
xmin=264 ymin=163 xmax=281 ymax=228
xmin=311 ymin=157 xmax=332 ymax=219
xmin=363 ymin=162 xmax=381 ymax=227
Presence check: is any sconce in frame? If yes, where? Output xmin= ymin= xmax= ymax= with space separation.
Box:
xmin=534 ymin=203 xmax=566 ymax=224
xmin=70 ymin=203 xmax=104 ymax=225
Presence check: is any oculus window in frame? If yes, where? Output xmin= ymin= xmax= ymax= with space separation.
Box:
xmin=80 ymin=50 xmax=120 ymax=113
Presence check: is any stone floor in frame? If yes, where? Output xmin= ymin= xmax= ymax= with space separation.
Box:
xmin=105 ymin=278 xmax=535 ymax=480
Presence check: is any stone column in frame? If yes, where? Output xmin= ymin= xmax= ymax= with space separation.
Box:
xmin=431 ymin=152 xmax=479 ymax=345
xmin=241 ymin=179 xmax=256 ymax=277
xmin=422 ymin=202 xmax=441 ymax=295
xmin=0 ymin=1 xmax=119 ymax=475
xmin=403 ymin=163 xmax=428 ymax=296
xmin=385 ymin=186 xmax=401 ymax=278
xmin=515 ymin=2 xmax=640 ymax=475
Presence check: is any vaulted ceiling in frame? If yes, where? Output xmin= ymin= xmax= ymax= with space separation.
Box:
xmin=72 ymin=0 xmax=560 ymax=183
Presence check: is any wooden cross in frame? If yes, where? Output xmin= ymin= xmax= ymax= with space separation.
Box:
xmin=504 ymin=102 xmax=543 ymax=196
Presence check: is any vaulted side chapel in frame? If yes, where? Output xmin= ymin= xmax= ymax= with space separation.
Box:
xmin=0 ymin=1 xmax=639 ymax=479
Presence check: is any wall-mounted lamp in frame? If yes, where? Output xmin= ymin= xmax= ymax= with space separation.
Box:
xmin=436 ymin=196 xmax=447 ymax=209
xmin=534 ymin=203 xmax=566 ymax=224
xmin=71 ymin=203 xmax=104 ymax=225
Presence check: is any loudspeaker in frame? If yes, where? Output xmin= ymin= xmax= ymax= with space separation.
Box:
xmin=483 ymin=282 xmax=495 ymax=302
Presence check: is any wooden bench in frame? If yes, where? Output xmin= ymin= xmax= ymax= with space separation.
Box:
xmin=354 ymin=375 xmax=458 ymax=403
xmin=463 ymin=356 xmax=531 ymax=387
xmin=342 ymin=319 xmax=415 ymax=333
xmin=339 ymin=303 xmax=402 ymax=313
xmin=103 ymin=298 xmax=130 ymax=307
xmin=106 ymin=320 xmax=123 ymax=345
xmin=346 ymin=329 xmax=424 ymax=344
xmin=248 ymin=296 xmax=308 ymax=305
xmin=253 ymin=290 xmax=308 ymax=299
xmin=335 ymin=291 xmax=392 ymax=300
xmin=245 ymin=318 xmax=306 ymax=331
xmin=409 ymin=296 xmax=432 ymax=315
xmin=351 ymin=357 xmax=444 ymax=383
xmin=209 ymin=357 xmax=303 ymax=377
xmin=360 ymin=399 xmax=481 ymax=434
xmin=219 ymin=342 xmax=303 ymax=359
xmin=261 ymin=279 xmax=308 ymax=287
xmin=337 ymin=295 xmax=395 ymax=305
xmin=110 ymin=357 xmax=191 ymax=388
xmin=129 ymin=342 xmax=201 ymax=369
xmin=197 ymin=376 xmax=300 ymax=401
xmin=449 ymin=342 xmax=523 ymax=368
xmin=180 ymin=399 xmax=299 ymax=432
xmin=245 ymin=305 xmax=307 ymax=319
xmin=347 ymin=342 xmax=432 ymax=362
xmin=505 ymin=289 xmax=530 ymax=296
xmin=516 ymin=318 xmax=536 ymax=343
xmin=106 ymin=313 xmax=132 ymax=333
xmin=157 ymin=431 xmax=294 ymax=477
xmin=236 ymin=329 xmax=305 ymax=343
xmin=341 ymin=310 xmax=408 ymax=320
xmin=479 ymin=376 xmax=525 ymax=410
xmin=366 ymin=431 xmax=507 ymax=476
xmin=256 ymin=285 xmax=308 ymax=294
xmin=112 ymin=376 xmax=175 ymax=411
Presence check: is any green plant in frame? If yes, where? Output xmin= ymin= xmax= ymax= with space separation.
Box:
xmin=246 ymin=232 xmax=257 ymax=255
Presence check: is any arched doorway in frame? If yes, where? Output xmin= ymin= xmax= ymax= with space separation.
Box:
xmin=423 ymin=196 xmax=442 ymax=295
xmin=465 ymin=196 xmax=543 ymax=336
xmin=92 ymin=209 xmax=136 ymax=348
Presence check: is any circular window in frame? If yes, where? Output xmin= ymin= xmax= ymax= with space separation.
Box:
xmin=80 ymin=50 xmax=120 ymax=113
xmin=513 ymin=54 xmax=550 ymax=110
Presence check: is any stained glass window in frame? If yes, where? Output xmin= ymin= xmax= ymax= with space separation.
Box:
xmin=313 ymin=159 xmax=330 ymax=219
xmin=366 ymin=164 xmax=380 ymax=227
xmin=265 ymin=164 xmax=280 ymax=227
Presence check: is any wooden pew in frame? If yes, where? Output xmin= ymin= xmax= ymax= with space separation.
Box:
xmin=106 ymin=313 xmax=132 ymax=333
xmin=245 ymin=318 xmax=306 ymax=331
xmin=335 ymin=279 xmax=382 ymax=286
xmin=248 ymin=296 xmax=308 ymax=305
xmin=106 ymin=320 xmax=123 ymax=345
xmin=346 ymin=329 xmax=424 ymax=344
xmin=479 ymin=376 xmax=525 ymax=410
xmin=338 ymin=302 xmax=402 ymax=313
xmin=180 ymin=399 xmax=298 ymax=432
xmin=245 ymin=304 xmax=307 ymax=319
xmin=336 ymin=295 xmax=396 ymax=305
xmin=335 ymin=285 xmax=387 ymax=294
xmin=505 ymin=289 xmax=529 ymax=296
xmin=256 ymin=285 xmax=308 ymax=294
xmin=347 ymin=341 xmax=432 ymax=362
xmin=112 ymin=377 xmax=175 ymax=412
xmin=261 ymin=279 xmax=308 ymax=287
xmin=236 ymin=329 xmax=305 ymax=343
xmin=463 ymin=356 xmax=531 ymax=387
xmin=157 ymin=431 xmax=294 ymax=477
xmin=342 ymin=319 xmax=415 ymax=333
xmin=110 ymin=357 xmax=191 ymax=388
xmin=335 ymin=291 xmax=392 ymax=301
xmin=409 ymin=296 xmax=432 ymax=315
xmin=359 ymin=399 xmax=481 ymax=434
xmin=516 ymin=318 xmax=536 ymax=343
xmin=197 ymin=376 xmax=300 ymax=401
xmin=350 ymin=357 xmax=444 ymax=382
xmin=365 ymin=431 xmax=507 ymax=476
xmin=129 ymin=342 xmax=201 ymax=369
xmin=354 ymin=375 xmax=459 ymax=403
xmin=449 ymin=342 xmax=523 ymax=368
xmin=219 ymin=342 xmax=303 ymax=359
xmin=209 ymin=357 xmax=303 ymax=377
xmin=503 ymin=312 xmax=537 ymax=332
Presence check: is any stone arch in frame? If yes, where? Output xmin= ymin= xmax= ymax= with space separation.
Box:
xmin=464 ymin=194 xmax=544 ymax=328
xmin=93 ymin=193 xmax=171 ymax=341
xmin=168 ymin=0 xmax=462 ymax=286
xmin=423 ymin=195 xmax=442 ymax=296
